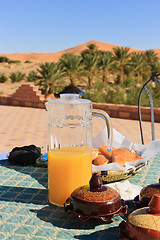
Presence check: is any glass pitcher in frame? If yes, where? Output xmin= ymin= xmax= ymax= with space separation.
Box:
xmin=45 ymin=94 xmax=112 ymax=206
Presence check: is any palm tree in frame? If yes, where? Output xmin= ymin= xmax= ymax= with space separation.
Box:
xmin=0 ymin=73 xmax=7 ymax=83
xmin=150 ymin=61 xmax=160 ymax=76
xmin=10 ymin=72 xmax=25 ymax=83
xmin=113 ymin=47 xmax=130 ymax=83
xmin=144 ymin=50 xmax=159 ymax=63
xmin=80 ymin=44 xmax=102 ymax=86
xmin=81 ymin=51 xmax=99 ymax=86
xmin=130 ymin=52 xmax=149 ymax=84
xmin=37 ymin=62 xmax=62 ymax=94
xmin=27 ymin=71 xmax=37 ymax=82
xmin=58 ymin=54 xmax=83 ymax=85
xmin=97 ymin=51 xmax=116 ymax=83
xmin=144 ymin=50 xmax=160 ymax=76
xmin=81 ymin=43 xmax=98 ymax=58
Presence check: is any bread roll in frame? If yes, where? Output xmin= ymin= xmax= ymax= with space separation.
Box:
xmin=92 ymin=146 xmax=142 ymax=167
xmin=92 ymin=147 xmax=99 ymax=160
xmin=98 ymin=146 xmax=116 ymax=162
xmin=92 ymin=154 xmax=109 ymax=166
xmin=111 ymin=148 xmax=142 ymax=166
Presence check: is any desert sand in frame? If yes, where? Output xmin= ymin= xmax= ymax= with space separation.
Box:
xmin=0 ymin=40 xmax=145 ymax=64
xmin=0 ymin=40 xmax=159 ymax=96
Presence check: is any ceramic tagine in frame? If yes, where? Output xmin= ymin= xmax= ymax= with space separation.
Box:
xmin=134 ymin=178 xmax=160 ymax=207
xmin=119 ymin=193 xmax=160 ymax=240
xmin=64 ymin=173 xmax=127 ymax=222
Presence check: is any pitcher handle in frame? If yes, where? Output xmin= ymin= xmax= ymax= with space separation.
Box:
xmin=92 ymin=109 xmax=113 ymax=151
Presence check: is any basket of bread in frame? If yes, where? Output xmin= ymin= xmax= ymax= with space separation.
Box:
xmin=91 ymin=123 xmax=159 ymax=183
xmin=92 ymin=145 xmax=147 ymax=183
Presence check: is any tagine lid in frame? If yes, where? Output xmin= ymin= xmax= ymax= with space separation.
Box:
xmin=119 ymin=194 xmax=160 ymax=240
xmin=134 ymin=178 xmax=160 ymax=208
xmin=64 ymin=173 xmax=127 ymax=222
xmin=128 ymin=204 xmax=160 ymax=231
xmin=71 ymin=172 xmax=120 ymax=203
xmin=140 ymin=178 xmax=160 ymax=199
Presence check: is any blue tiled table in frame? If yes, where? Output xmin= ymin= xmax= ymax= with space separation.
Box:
xmin=0 ymin=153 xmax=159 ymax=240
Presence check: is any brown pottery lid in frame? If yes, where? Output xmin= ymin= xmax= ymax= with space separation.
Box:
xmin=64 ymin=173 xmax=127 ymax=222
xmin=139 ymin=178 xmax=160 ymax=206
xmin=119 ymin=194 xmax=160 ymax=240
xmin=127 ymin=194 xmax=160 ymax=239
xmin=71 ymin=172 xmax=120 ymax=203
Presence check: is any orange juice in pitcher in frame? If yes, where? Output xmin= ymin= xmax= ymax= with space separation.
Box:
xmin=48 ymin=146 xmax=92 ymax=206
xmin=45 ymin=94 xmax=112 ymax=206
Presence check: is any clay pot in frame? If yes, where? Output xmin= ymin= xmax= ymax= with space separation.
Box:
xmin=119 ymin=193 xmax=160 ymax=240
xmin=134 ymin=178 xmax=160 ymax=207
xmin=64 ymin=173 xmax=127 ymax=222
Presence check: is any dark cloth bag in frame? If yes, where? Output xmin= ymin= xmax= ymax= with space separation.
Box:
xmin=8 ymin=145 xmax=41 ymax=166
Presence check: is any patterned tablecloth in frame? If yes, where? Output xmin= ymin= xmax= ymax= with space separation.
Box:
xmin=0 ymin=152 xmax=159 ymax=240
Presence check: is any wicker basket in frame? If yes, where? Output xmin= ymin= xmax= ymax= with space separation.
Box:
xmin=93 ymin=161 xmax=148 ymax=184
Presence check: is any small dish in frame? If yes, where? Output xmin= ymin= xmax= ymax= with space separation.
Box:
xmin=107 ymin=180 xmax=142 ymax=201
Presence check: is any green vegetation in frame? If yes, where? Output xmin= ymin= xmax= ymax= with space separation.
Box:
xmin=25 ymin=60 xmax=32 ymax=63
xmin=113 ymin=47 xmax=130 ymax=84
xmin=1 ymin=44 xmax=160 ymax=107
xmin=0 ymin=56 xmax=10 ymax=63
xmin=0 ymin=56 xmax=21 ymax=64
xmin=10 ymin=72 xmax=25 ymax=83
xmin=27 ymin=71 xmax=37 ymax=82
xmin=58 ymin=54 xmax=83 ymax=86
xmin=0 ymin=73 xmax=7 ymax=83
xmin=8 ymin=60 xmax=21 ymax=64
xmin=36 ymin=62 xmax=63 ymax=94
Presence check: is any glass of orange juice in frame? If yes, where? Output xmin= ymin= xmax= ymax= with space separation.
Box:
xmin=46 ymin=94 xmax=112 ymax=206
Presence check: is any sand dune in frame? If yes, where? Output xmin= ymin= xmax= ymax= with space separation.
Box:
xmin=0 ymin=52 xmax=60 ymax=64
xmin=0 ymin=40 xmax=159 ymax=96
xmin=0 ymin=40 xmax=156 ymax=64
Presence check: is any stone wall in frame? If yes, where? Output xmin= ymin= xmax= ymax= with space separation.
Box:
xmin=0 ymin=83 xmax=46 ymax=109
xmin=93 ymin=102 xmax=160 ymax=123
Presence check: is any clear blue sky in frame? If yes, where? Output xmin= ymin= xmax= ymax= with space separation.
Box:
xmin=0 ymin=0 xmax=160 ymax=53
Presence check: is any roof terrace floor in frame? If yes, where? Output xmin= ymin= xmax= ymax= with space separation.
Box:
xmin=0 ymin=105 xmax=160 ymax=153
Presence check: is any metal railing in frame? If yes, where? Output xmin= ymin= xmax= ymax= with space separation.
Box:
xmin=138 ymin=74 xmax=160 ymax=144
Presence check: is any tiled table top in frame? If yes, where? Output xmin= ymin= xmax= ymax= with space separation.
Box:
xmin=0 ymin=153 xmax=159 ymax=240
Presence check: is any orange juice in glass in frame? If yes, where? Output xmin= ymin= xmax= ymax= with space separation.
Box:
xmin=48 ymin=146 xmax=92 ymax=206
